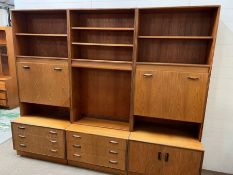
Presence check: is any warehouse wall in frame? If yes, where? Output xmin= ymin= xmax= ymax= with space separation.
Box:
xmin=0 ymin=9 xmax=8 ymax=26
xmin=14 ymin=0 xmax=233 ymax=174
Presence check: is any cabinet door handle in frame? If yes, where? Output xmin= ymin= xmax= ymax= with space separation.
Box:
xmin=73 ymin=154 xmax=81 ymax=158
xmin=143 ymin=73 xmax=153 ymax=77
xmin=73 ymin=134 xmax=81 ymax=139
xmin=73 ymin=144 xmax=81 ymax=148
xmin=165 ymin=153 xmax=169 ymax=162
xmin=109 ymin=140 xmax=118 ymax=144
xmin=109 ymin=160 xmax=118 ymax=164
xmin=18 ymin=126 xmax=25 ymax=129
xmin=50 ymin=149 xmax=58 ymax=153
xmin=18 ymin=135 xmax=26 ymax=138
xmin=109 ymin=150 xmax=118 ymax=154
xmin=54 ymin=67 xmax=62 ymax=71
xmin=19 ymin=143 xmax=27 ymax=147
xmin=187 ymin=76 xmax=199 ymax=80
xmin=23 ymin=65 xmax=30 ymax=69
xmin=49 ymin=140 xmax=57 ymax=143
xmin=158 ymin=152 xmax=162 ymax=160
xmin=49 ymin=130 xmax=57 ymax=134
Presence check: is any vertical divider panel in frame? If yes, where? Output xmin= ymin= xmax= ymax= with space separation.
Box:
xmin=129 ymin=9 xmax=139 ymax=131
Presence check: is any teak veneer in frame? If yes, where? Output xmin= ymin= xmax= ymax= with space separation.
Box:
xmin=11 ymin=6 xmax=220 ymax=175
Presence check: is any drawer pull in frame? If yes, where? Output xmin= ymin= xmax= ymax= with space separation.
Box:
xmin=18 ymin=135 xmax=26 ymax=138
xmin=23 ymin=65 xmax=30 ymax=69
xmin=73 ymin=135 xmax=81 ymax=139
xmin=165 ymin=153 xmax=169 ymax=162
xmin=187 ymin=76 xmax=199 ymax=80
xmin=73 ymin=154 xmax=81 ymax=158
xmin=143 ymin=73 xmax=153 ymax=77
xmin=49 ymin=130 xmax=57 ymax=134
xmin=18 ymin=126 xmax=25 ymax=129
xmin=73 ymin=144 xmax=81 ymax=148
xmin=109 ymin=160 xmax=118 ymax=164
xmin=109 ymin=150 xmax=118 ymax=154
xmin=49 ymin=140 xmax=57 ymax=143
xmin=19 ymin=143 xmax=27 ymax=147
xmin=50 ymin=149 xmax=58 ymax=153
xmin=109 ymin=140 xmax=118 ymax=144
xmin=158 ymin=152 xmax=162 ymax=160
xmin=54 ymin=67 xmax=62 ymax=71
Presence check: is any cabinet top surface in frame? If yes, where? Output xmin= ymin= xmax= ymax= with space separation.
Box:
xmin=66 ymin=124 xmax=130 ymax=139
xmin=12 ymin=116 xmax=71 ymax=130
xmin=129 ymin=127 xmax=204 ymax=151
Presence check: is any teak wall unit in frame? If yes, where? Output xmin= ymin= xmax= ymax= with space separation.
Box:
xmin=0 ymin=26 xmax=18 ymax=108
xmin=11 ymin=6 xmax=220 ymax=175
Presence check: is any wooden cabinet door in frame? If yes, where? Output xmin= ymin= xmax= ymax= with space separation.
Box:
xmin=17 ymin=61 xmax=69 ymax=107
xmin=134 ymin=66 xmax=209 ymax=122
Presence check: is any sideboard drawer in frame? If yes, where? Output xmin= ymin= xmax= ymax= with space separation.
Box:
xmin=0 ymin=81 xmax=6 ymax=91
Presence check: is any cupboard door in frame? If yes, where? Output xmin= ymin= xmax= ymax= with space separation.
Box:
xmin=17 ymin=61 xmax=69 ymax=107
xmin=134 ymin=67 xmax=209 ymax=122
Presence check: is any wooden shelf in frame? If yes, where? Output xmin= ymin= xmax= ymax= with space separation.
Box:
xmin=72 ymin=59 xmax=132 ymax=71
xmin=136 ymin=62 xmax=211 ymax=68
xmin=0 ymin=75 xmax=11 ymax=81
xmin=130 ymin=125 xmax=203 ymax=151
xmin=13 ymin=116 xmax=71 ymax=130
xmin=16 ymin=55 xmax=68 ymax=60
xmin=74 ymin=117 xmax=129 ymax=131
xmin=1 ymin=53 xmax=8 ymax=57
xmin=15 ymin=33 xmax=67 ymax=37
xmin=138 ymin=36 xmax=213 ymax=39
xmin=72 ymin=42 xmax=133 ymax=47
xmin=72 ymin=27 xmax=134 ymax=31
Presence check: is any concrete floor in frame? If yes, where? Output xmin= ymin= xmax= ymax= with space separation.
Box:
xmin=0 ymin=139 xmax=231 ymax=175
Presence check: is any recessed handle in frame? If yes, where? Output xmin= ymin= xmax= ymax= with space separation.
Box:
xmin=50 ymin=149 xmax=58 ymax=153
xmin=73 ymin=154 xmax=81 ymax=158
xmin=73 ymin=144 xmax=81 ymax=148
xmin=165 ymin=153 xmax=169 ymax=162
xmin=49 ymin=130 xmax=57 ymax=134
xmin=18 ymin=135 xmax=26 ymax=138
xmin=19 ymin=143 xmax=27 ymax=147
xmin=109 ymin=140 xmax=118 ymax=144
xmin=54 ymin=67 xmax=62 ymax=71
xmin=187 ymin=76 xmax=199 ymax=80
xmin=18 ymin=126 xmax=25 ymax=129
xmin=109 ymin=150 xmax=118 ymax=154
xmin=73 ymin=134 xmax=81 ymax=139
xmin=143 ymin=73 xmax=153 ymax=78
xmin=109 ymin=160 xmax=118 ymax=164
xmin=49 ymin=140 xmax=57 ymax=143
xmin=23 ymin=65 xmax=30 ymax=69
xmin=158 ymin=152 xmax=162 ymax=161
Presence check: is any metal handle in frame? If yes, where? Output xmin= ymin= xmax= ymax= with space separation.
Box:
xmin=109 ymin=160 xmax=118 ymax=164
xmin=50 ymin=149 xmax=58 ymax=153
xmin=109 ymin=150 xmax=118 ymax=154
xmin=73 ymin=135 xmax=81 ymax=139
xmin=23 ymin=65 xmax=30 ymax=69
xmin=73 ymin=144 xmax=81 ymax=148
xmin=19 ymin=143 xmax=27 ymax=147
xmin=49 ymin=130 xmax=57 ymax=134
xmin=158 ymin=152 xmax=162 ymax=161
xmin=109 ymin=140 xmax=118 ymax=144
xmin=49 ymin=140 xmax=57 ymax=143
xmin=187 ymin=76 xmax=199 ymax=80
xmin=143 ymin=73 xmax=153 ymax=77
xmin=165 ymin=153 xmax=169 ymax=162
xmin=18 ymin=126 xmax=25 ymax=129
xmin=73 ymin=154 xmax=81 ymax=158
xmin=18 ymin=135 xmax=26 ymax=138
xmin=54 ymin=67 xmax=62 ymax=71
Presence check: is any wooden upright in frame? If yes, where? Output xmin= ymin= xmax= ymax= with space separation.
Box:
xmin=11 ymin=6 xmax=220 ymax=175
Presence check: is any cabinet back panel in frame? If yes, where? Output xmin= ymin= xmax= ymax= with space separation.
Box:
xmin=1 ymin=55 xmax=9 ymax=75
xmin=72 ymin=68 xmax=131 ymax=122
xmin=138 ymin=39 xmax=210 ymax=64
xmin=139 ymin=8 xmax=217 ymax=36
xmin=16 ymin=36 xmax=68 ymax=58
xmin=0 ymin=31 xmax=6 ymax=43
xmin=72 ymin=45 xmax=132 ymax=61
xmin=72 ymin=30 xmax=133 ymax=44
xmin=12 ymin=11 xmax=67 ymax=34
xmin=71 ymin=10 xmax=134 ymax=28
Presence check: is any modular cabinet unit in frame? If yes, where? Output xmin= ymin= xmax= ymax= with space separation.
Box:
xmin=0 ymin=26 xmax=18 ymax=108
xmin=11 ymin=6 xmax=220 ymax=175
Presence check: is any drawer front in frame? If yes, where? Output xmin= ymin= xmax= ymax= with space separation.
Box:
xmin=0 ymin=91 xmax=7 ymax=99
xmin=12 ymin=123 xmax=66 ymax=158
xmin=67 ymin=131 xmax=127 ymax=150
xmin=128 ymin=141 xmax=203 ymax=175
xmin=0 ymin=81 xmax=6 ymax=91
xmin=17 ymin=61 xmax=70 ymax=107
xmin=0 ymin=99 xmax=7 ymax=106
